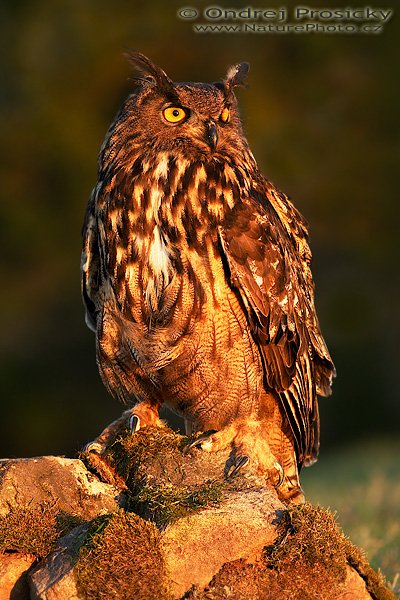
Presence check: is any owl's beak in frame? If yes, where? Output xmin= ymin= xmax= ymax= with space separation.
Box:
xmin=206 ymin=121 xmax=218 ymax=151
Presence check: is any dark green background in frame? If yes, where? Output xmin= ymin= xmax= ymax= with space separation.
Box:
xmin=1 ymin=0 xmax=399 ymax=458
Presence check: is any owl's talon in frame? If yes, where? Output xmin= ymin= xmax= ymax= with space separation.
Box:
xmin=273 ymin=461 xmax=285 ymax=488
xmin=83 ymin=441 xmax=104 ymax=454
xmin=225 ymin=454 xmax=250 ymax=478
xmin=129 ymin=415 xmax=141 ymax=434
xmin=184 ymin=430 xmax=218 ymax=454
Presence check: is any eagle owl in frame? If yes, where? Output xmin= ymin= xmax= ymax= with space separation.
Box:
xmin=81 ymin=52 xmax=335 ymax=503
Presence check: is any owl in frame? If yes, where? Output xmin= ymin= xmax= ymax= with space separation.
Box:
xmin=81 ymin=52 xmax=335 ymax=503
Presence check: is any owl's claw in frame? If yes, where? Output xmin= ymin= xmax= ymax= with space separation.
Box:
xmin=273 ymin=461 xmax=285 ymax=488
xmin=226 ymin=455 xmax=284 ymax=487
xmin=184 ymin=430 xmax=218 ymax=454
xmin=225 ymin=454 xmax=250 ymax=478
xmin=183 ymin=424 xmax=288 ymax=495
xmin=82 ymin=441 xmax=105 ymax=454
xmin=82 ymin=407 xmax=161 ymax=455
xmin=129 ymin=415 xmax=141 ymax=434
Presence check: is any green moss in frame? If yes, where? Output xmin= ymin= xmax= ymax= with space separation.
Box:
xmin=75 ymin=511 xmax=170 ymax=600
xmin=264 ymin=504 xmax=348 ymax=578
xmin=82 ymin=427 xmax=228 ymax=528
xmin=131 ymin=479 xmax=226 ymax=529
xmin=0 ymin=502 xmax=84 ymax=559
xmin=82 ymin=427 xmax=188 ymax=491
xmin=105 ymin=426 xmax=186 ymax=484
xmin=263 ymin=504 xmax=395 ymax=600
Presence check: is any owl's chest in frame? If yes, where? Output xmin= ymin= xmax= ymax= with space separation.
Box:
xmin=116 ymin=221 xmax=224 ymax=328
xmin=137 ymin=223 xmax=175 ymax=314
xmin=102 ymin=155 xmax=241 ymax=321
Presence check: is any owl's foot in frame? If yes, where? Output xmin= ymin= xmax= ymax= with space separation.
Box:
xmin=187 ymin=420 xmax=283 ymax=486
xmin=127 ymin=402 xmax=165 ymax=434
xmin=186 ymin=419 xmax=304 ymax=503
xmin=83 ymin=402 xmax=164 ymax=454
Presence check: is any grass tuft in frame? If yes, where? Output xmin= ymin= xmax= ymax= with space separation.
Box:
xmin=75 ymin=510 xmax=171 ymax=600
xmin=0 ymin=502 xmax=84 ymax=559
xmin=267 ymin=504 xmax=394 ymax=600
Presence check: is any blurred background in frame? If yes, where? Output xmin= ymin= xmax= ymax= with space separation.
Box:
xmin=0 ymin=0 xmax=399 ymax=589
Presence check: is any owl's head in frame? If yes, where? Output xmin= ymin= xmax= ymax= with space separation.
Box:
xmin=108 ymin=52 xmax=250 ymax=162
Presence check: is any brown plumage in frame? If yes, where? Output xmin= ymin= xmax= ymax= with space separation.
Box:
xmin=81 ymin=52 xmax=335 ymax=502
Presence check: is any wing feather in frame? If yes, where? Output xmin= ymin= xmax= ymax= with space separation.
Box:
xmin=81 ymin=192 xmax=101 ymax=332
xmin=219 ymin=178 xmax=335 ymax=463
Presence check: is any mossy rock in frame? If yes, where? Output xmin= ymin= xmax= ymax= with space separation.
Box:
xmin=79 ymin=429 xmax=395 ymax=599
xmin=0 ymin=501 xmax=84 ymax=559
xmin=83 ymin=426 xmax=229 ymax=488
xmin=3 ymin=428 xmax=394 ymax=599
xmin=82 ymin=426 xmax=240 ymax=528
xmin=184 ymin=503 xmax=395 ymax=600
xmin=74 ymin=511 xmax=170 ymax=599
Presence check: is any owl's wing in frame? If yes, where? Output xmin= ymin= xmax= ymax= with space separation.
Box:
xmin=81 ymin=191 xmax=101 ymax=333
xmin=218 ymin=178 xmax=335 ymax=464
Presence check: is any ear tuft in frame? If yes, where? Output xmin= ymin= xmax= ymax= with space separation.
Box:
xmin=124 ymin=50 xmax=177 ymax=98
xmin=224 ymin=62 xmax=250 ymax=91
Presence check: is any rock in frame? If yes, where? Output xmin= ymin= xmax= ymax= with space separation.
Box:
xmin=163 ymin=487 xmax=283 ymax=597
xmin=0 ymin=456 xmax=126 ymax=519
xmin=0 ymin=428 xmax=395 ymax=600
xmin=0 ymin=456 xmax=126 ymax=598
xmin=28 ymin=524 xmax=89 ymax=600
xmin=26 ymin=490 xmax=282 ymax=600
xmin=337 ymin=566 xmax=372 ymax=599
xmin=0 ymin=553 xmax=35 ymax=600
xmin=26 ymin=492 xmax=383 ymax=600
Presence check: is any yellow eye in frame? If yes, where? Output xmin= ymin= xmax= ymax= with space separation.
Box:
xmin=220 ymin=107 xmax=230 ymax=123
xmin=163 ymin=106 xmax=187 ymax=123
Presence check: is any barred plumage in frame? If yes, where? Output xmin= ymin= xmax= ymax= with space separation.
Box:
xmin=81 ymin=52 xmax=335 ymax=502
